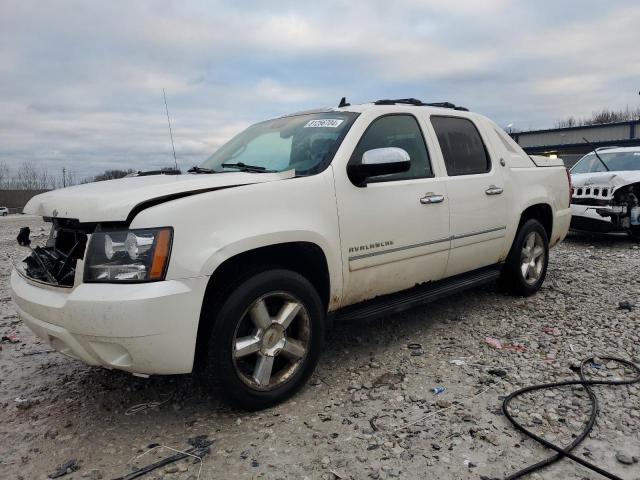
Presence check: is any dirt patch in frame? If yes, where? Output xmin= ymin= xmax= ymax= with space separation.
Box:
xmin=1 ymin=216 xmax=639 ymax=479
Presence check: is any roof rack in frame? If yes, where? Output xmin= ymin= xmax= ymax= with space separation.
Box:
xmin=373 ymin=98 xmax=469 ymax=111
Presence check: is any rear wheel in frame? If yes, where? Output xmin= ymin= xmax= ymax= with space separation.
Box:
xmin=500 ymin=219 xmax=549 ymax=296
xmin=202 ymin=269 xmax=325 ymax=410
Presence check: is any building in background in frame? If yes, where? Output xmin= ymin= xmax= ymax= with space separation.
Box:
xmin=511 ymin=120 xmax=640 ymax=167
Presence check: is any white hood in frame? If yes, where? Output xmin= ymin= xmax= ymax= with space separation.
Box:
xmin=24 ymin=171 xmax=295 ymax=223
xmin=571 ymin=170 xmax=640 ymax=190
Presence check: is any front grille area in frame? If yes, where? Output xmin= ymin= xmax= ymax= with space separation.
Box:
xmin=22 ymin=224 xmax=88 ymax=287
xmin=572 ymin=185 xmax=612 ymax=200
xmin=570 ymin=197 xmax=612 ymax=206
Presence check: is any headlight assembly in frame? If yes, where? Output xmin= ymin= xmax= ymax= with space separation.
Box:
xmin=84 ymin=227 xmax=172 ymax=283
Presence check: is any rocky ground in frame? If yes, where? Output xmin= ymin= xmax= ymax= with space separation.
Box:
xmin=1 ymin=214 xmax=639 ymax=480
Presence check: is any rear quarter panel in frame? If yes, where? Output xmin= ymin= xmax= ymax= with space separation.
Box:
xmin=505 ymin=166 xmax=571 ymax=251
xmin=478 ymin=116 xmax=570 ymax=254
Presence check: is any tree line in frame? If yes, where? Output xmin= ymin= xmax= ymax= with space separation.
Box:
xmin=0 ymin=161 xmax=134 ymax=190
xmin=555 ymin=106 xmax=640 ymax=129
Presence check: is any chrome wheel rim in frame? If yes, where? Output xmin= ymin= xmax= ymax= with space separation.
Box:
xmin=232 ymin=292 xmax=310 ymax=391
xmin=520 ymin=231 xmax=545 ymax=285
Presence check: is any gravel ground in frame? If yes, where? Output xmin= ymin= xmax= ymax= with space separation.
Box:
xmin=1 ymin=214 xmax=639 ymax=480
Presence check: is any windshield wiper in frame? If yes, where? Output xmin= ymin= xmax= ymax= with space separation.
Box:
xmin=221 ymin=162 xmax=276 ymax=173
xmin=187 ymin=166 xmax=216 ymax=174
xmin=582 ymin=137 xmax=610 ymax=172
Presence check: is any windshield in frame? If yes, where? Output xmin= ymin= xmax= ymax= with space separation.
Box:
xmin=571 ymin=150 xmax=640 ymax=174
xmin=199 ymin=111 xmax=358 ymax=175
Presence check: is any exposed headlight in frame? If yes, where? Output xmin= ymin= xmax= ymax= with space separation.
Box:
xmin=84 ymin=227 xmax=173 ymax=283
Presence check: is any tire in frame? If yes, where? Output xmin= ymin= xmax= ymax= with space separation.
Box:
xmin=201 ymin=269 xmax=325 ymax=410
xmin=630 ymin=226 xmax=640 ymax=242
xmin=500 ymin=219 xmax=549 ymax=296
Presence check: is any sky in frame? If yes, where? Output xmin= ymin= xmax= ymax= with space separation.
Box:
xmin=1 ymin=0 xmax=639 ymax=179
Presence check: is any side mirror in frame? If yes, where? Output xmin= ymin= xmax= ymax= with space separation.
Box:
xmin=347 ymin=147 xmax=411 ymax=186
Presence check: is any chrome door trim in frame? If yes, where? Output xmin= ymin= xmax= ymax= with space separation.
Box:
xmin=451 ymin=225 xmax=506 ymax=240
xmin=348 ymin=225 xmax=507 ymax=261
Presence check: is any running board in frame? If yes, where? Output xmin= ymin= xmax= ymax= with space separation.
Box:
xmin=334 ymin=265 xmax=502 ymax=322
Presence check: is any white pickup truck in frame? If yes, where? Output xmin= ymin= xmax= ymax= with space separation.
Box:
xmin=11 ymin=98 xmax=571 ymax=409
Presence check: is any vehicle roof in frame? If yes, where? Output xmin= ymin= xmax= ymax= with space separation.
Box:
xmin=583 ymin=146 xmax=640 ymax=155
xmin=284 ymin=102 xmax=485 ymax=119
xmin=340 ymin=103 xmax=473 ymax=114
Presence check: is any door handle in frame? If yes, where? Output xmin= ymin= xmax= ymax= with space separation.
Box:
xmin=420 ymin=193 xmax=445 ymax=204
xmin=485 ymin=185 xmax=504 ymax=195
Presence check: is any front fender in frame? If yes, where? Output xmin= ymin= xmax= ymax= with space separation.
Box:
xmin=129 ymin=171 xmax=344 ymax=306
xmin=202 ymin=231 xmax=342 ymax=300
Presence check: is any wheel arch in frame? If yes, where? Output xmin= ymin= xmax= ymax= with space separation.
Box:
xmin=194 ymin=241 xmax=332 ymax=370
xmin=518 ymin=203 xmax=553 ymax=241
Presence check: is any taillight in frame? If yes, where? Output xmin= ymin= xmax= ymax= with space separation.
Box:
xmin=565 ymin=167 xmax=573 ymax=207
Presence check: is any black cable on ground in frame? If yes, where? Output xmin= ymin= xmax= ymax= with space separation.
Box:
xmin=502 ymin=356 xmax=640 ymax=479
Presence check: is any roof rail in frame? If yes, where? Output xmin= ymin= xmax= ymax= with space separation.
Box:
xmin=373 ymin=98 xmax=469 ymax=111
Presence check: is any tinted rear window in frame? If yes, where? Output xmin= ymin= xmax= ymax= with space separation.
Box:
xmin=431 ymin=116 xmax=491 ymax=176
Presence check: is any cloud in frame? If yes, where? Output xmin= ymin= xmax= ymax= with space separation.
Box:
xmin=0 ymin=0 xmax=638 ymax=179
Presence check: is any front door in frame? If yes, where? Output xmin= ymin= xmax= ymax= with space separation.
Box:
xmin=428 ymin=115 xmax=507 ymax=277
xmin=334 ymin=113 xmax=450 ymax=307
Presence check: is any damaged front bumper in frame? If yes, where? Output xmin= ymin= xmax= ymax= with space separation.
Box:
xmin=11 ymin=268 xmax=208 ymax=375
xmin=570 ymin=204 xmax=627 ymax=233
xmin=570 ymin=181 xmax=640 ymax=234
xmin=570 ymin=205 xmax=624 ymax=233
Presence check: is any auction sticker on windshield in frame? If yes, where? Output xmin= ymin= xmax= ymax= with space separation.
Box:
xmin=304 ymin=119 xmax=344 ymax=128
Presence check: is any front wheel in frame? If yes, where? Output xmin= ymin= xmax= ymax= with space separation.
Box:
xmin=202 ymin=269 xmax=325 ymax=410
xmin=500 ymin=219 xmax=549 ymax=296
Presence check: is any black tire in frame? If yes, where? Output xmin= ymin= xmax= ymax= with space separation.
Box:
xmin=630 ymin=226 xmax=640 ymax=242
xmin=500 ymin=219 xmax=549 ymax=296
xmin=201 ymin=269 xmax=325 ymax=410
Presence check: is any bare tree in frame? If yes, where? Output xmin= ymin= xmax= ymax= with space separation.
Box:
xmin=584 ymin=106 xmax=640 ymax=125
xmin=65 ymin=169 xmax=77 ymax=187
xmin=555 ymin=107 xmax=640 ymax=128
xmin=15 ymin=162 xmax=39 ymax=189
xmin=555 ymin=116 xmax=577 ymax=129
xmin=9 ymin=162 xmax=53 ymax=190
xmin=0 ymin=160 xmax=9 ymax=189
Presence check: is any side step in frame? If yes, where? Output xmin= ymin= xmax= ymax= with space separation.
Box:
xmin=334 ymin=265 xmax=502 ymax=322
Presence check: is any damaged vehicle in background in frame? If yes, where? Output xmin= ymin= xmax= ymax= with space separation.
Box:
xmin=570 ymin=146 xmax=640 ymax=239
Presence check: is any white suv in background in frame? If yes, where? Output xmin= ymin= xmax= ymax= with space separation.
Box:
xmin=12 ymin=98 xmax=571 ymax=409
xmin=0 ymin=206 xmax=9 ymax=216
xmin=570 ymin=146 xmax=640 ymax=238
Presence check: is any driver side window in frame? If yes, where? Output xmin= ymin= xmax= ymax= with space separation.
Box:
xmin=350 ymin=115 xmax=433 ymax=182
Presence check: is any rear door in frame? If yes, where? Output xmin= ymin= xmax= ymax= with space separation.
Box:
xmin=428 ymin=115 xmax=507 ymax=277
xmin=334 ymin=113 xmax=450 ymax=306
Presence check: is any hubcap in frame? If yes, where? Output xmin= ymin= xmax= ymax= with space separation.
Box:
xmin=520 ymin=231 xmax=545 ymax=285
xmin=232 ymin=292 xmax=310 ymax=391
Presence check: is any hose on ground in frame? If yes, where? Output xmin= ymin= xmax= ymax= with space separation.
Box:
xmin=502 ymin=356 xmax=640 ymax=479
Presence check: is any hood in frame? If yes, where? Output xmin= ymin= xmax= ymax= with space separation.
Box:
xmin=570 ymin=170 xmax=640 ymax=190
xmin=24 ymin=170 xmax=295 ymax=223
